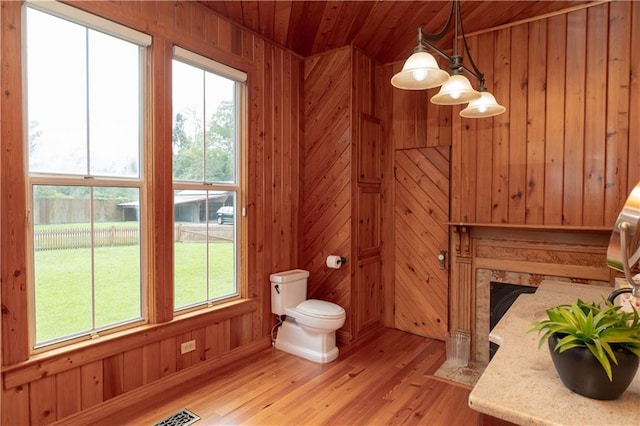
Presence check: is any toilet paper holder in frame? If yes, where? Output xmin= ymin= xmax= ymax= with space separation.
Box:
xmin=326 ymin=255 xmax=348 ymax=269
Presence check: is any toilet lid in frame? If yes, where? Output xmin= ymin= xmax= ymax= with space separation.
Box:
xmin=296 ymin=299 xmax=345 ymax=319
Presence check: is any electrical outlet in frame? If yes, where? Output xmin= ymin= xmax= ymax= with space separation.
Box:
xmin=180 ymin=340 xmax=196 ymax=354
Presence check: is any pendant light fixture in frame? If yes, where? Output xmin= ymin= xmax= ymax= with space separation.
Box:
xmin=391 ymin=0 xmax=505 ymax=119
xmin=460 ymin=87 xmax=506 ymax=118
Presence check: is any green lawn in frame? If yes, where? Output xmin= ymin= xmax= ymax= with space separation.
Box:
xmin=34 ymin=242 xmax=234 ymax=344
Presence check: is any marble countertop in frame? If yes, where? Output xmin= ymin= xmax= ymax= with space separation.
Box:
xmin=468 ymin=280 xmax=640 ymax=426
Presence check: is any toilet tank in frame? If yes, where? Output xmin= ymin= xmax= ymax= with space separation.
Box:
xmin=270 ymin=269 xmax=309 ymax=315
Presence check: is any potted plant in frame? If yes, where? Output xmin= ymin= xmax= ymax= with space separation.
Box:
xmin=530 ymin=298 xmax=640 ymax=400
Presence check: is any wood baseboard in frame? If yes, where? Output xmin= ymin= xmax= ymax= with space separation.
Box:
xmin=52 ymin=337 xmax=272 ymax=425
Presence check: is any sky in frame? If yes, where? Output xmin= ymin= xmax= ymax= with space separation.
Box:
xmin=26 ymin=6 xmax=233 ymax=179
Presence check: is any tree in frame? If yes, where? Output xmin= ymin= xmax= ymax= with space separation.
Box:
xmin=172 ymin=101 xmax=235 ymax=182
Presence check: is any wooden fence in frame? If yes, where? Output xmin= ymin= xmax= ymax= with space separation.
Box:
xmin=34 ymin=226 xmax=140 ymax=251
xmin=34 ymin=224 xmax=234 ymax=250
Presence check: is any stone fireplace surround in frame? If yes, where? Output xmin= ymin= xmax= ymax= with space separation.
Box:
xmin=474 ymin=268 xmax=609 ymax=363
xmin=450 ymin=226 xmax=613 ymax=365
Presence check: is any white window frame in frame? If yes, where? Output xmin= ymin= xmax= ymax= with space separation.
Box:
xmin=172 ymin=46 xmax=247 ymax=313
xmin=23 ymin=0 xmax=151 ymax=351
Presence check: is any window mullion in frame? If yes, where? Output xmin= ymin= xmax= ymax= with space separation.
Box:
xmin=85 ymin=28 xmax=91 ymax=176
xmin=202 ymin=71 xmax=207 ymax=182
xmin=90 ymin=187 xmax=97 ymax=333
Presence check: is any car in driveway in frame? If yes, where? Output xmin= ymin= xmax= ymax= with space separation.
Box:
xmin=216 ymin=206 xmax=233 ymax=224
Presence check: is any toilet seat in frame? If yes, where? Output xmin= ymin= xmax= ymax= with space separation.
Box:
xmin=284 ymin=299 xmax=346 ymax=332
xmin=296 ymin=299 xmax=345 ymax=319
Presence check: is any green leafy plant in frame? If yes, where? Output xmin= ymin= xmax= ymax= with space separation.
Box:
xmin=530 ymin=299 xmax=640 ymax=381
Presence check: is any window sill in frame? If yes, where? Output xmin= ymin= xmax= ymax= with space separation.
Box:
xmin=1 ymin=298 xmax=257 ymax=389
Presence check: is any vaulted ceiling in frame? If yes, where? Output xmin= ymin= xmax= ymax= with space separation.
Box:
xmin=198 ymin=1 xmax=593 ymax=64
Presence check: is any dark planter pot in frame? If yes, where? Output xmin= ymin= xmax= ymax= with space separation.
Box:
xmin=548 ymin=333 xmax=639 ymax=400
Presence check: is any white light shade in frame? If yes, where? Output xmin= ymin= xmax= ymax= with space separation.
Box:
xmin=459 ymin=91 xmax=506 ymax=118
xmin=391 ymin=51 xmax=449 ymax=90
xmin=430 ymin=74 xmax=481 ymax=105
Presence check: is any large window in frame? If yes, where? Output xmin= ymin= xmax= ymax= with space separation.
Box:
xmin=172 ymin=47 xmax=246 ymax=311
xmin=25 ymin=2 xmax=150 ymax=348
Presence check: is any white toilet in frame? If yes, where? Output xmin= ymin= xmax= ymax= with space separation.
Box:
xmin=271 ymin=269 xmax=346 ymax=363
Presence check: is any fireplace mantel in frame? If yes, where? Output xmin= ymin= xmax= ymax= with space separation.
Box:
xmin=449 ymin=225 xmax=613 ymax=363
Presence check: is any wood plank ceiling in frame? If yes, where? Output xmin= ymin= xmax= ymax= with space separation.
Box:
xmin=198 ymin=1 xmax=593 ymax=63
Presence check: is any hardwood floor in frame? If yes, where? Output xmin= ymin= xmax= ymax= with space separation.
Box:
xmin=91 ymin=328 xmax=481 ymax=425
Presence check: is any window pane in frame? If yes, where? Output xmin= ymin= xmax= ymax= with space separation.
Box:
xmin=172 ymin=61 xmax=205 ymax=181
xmin=174 ymin=190 xmax=237 ymax=310
xmin=93 ymin=187 xmax=141 ymax=328
xmin=88 ymin=31 xmax=141 ymax=178
xmin=27 ymin=9 xmax=142 ymax=178
xmin=32 ymin=185 xmax=142 ymax=345
xmin=209 ymin=192 xmax=236 ymax=300
xmin=27 ymin=8 xmax=88 ymax=175
xmin=33 ymin=186 xmax=92 ymax=343
xmin=173 ymin=60 xmax=237 ymax=184
xmin=204 ymin=73 xmax=235 ymax=183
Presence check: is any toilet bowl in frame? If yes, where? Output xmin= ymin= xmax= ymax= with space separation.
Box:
xmin=271 ymin=269 xmax=346 ymax=363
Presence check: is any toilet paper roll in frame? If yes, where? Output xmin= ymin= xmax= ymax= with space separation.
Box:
xmin=326 ymin=255 xmax=343 ymax=269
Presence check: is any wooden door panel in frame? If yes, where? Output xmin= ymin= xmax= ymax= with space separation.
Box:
xmin=358 ymin=114 xmax=382 ymax=182
xmin=354 ymin=257 xmax=382 ymax=336
xmin=394 ymin=147 xmax=450 ymax=340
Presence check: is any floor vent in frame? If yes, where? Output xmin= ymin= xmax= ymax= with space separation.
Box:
xmin=154 ymin=409 xmax=200 ymax=426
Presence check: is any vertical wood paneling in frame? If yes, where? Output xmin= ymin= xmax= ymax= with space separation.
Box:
xmin=543 ymin=14 xmax=567 ymax=225
xmin=192 ymin=326 xmax=206 ymax=363
xmin=1 ymin=384 xmax=30 ymax=425
xmin=177 ymin=332 xmax=194 ymax=371
xmin=56 ymin=368 xmax=81 ymax=419
xmin=142 ymin=341 xmax=161 ymax=385
xmin=475 ymin=32 xmax=496 ymax=224
xmin=450 ymin=88 xmax=463 ymax=224
xmin=1 ymin=0 xmax=29 ymax=365
xmin=249 ymin=35 xmax=265 ymax=332
xmin=526 ymin=19 xmax=547 ymax=224
xmin=629 ymin=4 xmax=640 ymax=191
xmin=583 ymin=5 xmax=608 ymax=226
xmin=103 ymin=353 xmax=124 ymax=401
xmin=491 ymin=28 xmax=511 ymax=224
xmin=160 ymin=337 xmax=177 ymax=378
xmin=562 ymin=9 xmax=587 ymax=226
xmin=80 ymin=360 xmax=103 ymax=410
xmin=604 ymin=1 xmax=631 ymax=225
xmin=123 ymin=347 xmax=144 ymax=392
xmin=271 ymin=46 xmax=284 ymax=272
xmin=451 ymin=2 xmax=638 ymax=228
xmin=459 ymin=37 xmax=478 ymax=223
xmin=261 ymin=40 xmax=274 ymax=323
xmin=508 ymin=24 xmax=528 ymax=223
xmin=30 ymin=376 xmax=56 ymax=425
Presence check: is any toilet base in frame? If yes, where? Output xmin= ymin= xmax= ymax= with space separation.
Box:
xmin=275 ymin=319 xmax=339 ymax=363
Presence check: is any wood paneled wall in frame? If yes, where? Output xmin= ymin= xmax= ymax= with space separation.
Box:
xmin=446 ymin=1 xmax=639 ymax=339
xmin=1 ymin=1 xmax=302 ymax=423
xmin=302 ymin=46 xmax=386 ymax=341
xmin=451 ymin=1 xmax=640 ymax=227
xmin=302 ymin=47 xmax=353 ymax=339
